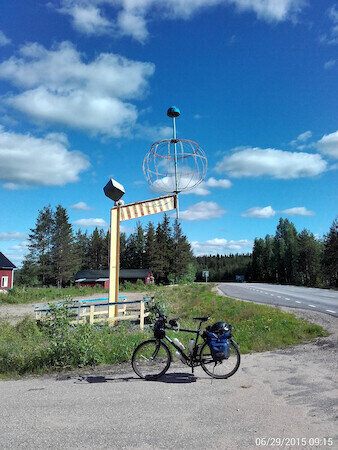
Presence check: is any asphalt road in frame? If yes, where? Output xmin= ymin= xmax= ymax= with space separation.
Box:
xmin=218 ymin=283 xmax=338 ymax=317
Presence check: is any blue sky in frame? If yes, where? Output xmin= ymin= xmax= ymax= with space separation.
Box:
xmin=0 ymin=0 xmax=337 ymax=266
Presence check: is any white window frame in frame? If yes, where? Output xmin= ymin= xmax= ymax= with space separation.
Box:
xmin=1 ymin=276 xmax=9 ymax=288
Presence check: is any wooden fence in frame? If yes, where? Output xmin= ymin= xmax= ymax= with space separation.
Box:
xmin=34 ymin=297 xmax=153 ymax=330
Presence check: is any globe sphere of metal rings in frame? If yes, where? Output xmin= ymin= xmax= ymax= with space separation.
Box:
xmin=143 ymin=139 xmax=207 ymax=194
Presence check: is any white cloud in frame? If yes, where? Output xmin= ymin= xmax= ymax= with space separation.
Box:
xmin=204 ymin=177 xmax=232 ymax=188
xmin=0 ymin=41 xmax=155 ymax=136
xmin=228 ymin=0 xmax=305 ymax=22
xmin=191 ymin=237 xmax=253 ymax=256
xmin=0 ymin=127 xmax=90 ymax=188
xmin=316 ymin=130 xmax=338 ymax=159
xmin=215 ymin=147 xmax=327 ymax=179
xmin=56 ymin=0 xmax=306 ymax=42
xmin=4 ymin=241 xmax=29 ymax=267
xmin=150 ymin=175 xmax=231 ymax=197
xmin=151 ymin=174 xmax=205 ymax=195
xmin=117 ymin=10 xmax=148 ymax=42
xmin=0 ymin=30 xmax=11 ymax=46
xmin=324 ymin=59 xmax=336 ymax=70
xmin=179 ymin=201 xmax=226 ymax=221
xmin=281 ymin=207 xmax=315 ymax=216
xmin=242 ymin=206 xmax=276 ymax=218
xmin=290 ymin=130 xmax=312 ymax=148
xmin=0 ymin=232 xmax=28 ymax=241
xmin=60 ymin=4 xmax=113 ymax=35
xmin=185 ymin=177 xmax=232 ymax=196
xmin=136 ymin=124 xmax=172 ymax=140
xmin=186 ymin=185 xmax=211 ymax=196
xmin=71 ymin=202 xmax=92 ymax=211
xmin=321 ymin=5 xmax=338 ymax=45
xmin=73 ymin=218 xmax=108 ymax=227
xmin=3 ymin=182 xmax=20 ymax=190
xmin=295 ymin=130 xmax=312 ymax=142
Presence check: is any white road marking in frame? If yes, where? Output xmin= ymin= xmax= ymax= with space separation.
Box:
xmin=326 ymin=309 xmax=336 ymax=314
xmin=285 ymin=298 xmax=290 ymax=300
xmin=295 ymin=301 xmax=302 ymax=304
xmin=277 ymin=296 xmax=281 ymax=298
xmin=308 ymin=305 xmax=316 ymax=308
xmin=270 ymin=294 xmax=274 ymax=296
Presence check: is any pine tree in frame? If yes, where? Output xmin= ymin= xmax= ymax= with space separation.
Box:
xmin=144 ymin=222 xmax=157 ymax=270
xmin=298 ymin=229 xmax=322 ymax=286
xmin=102 ymin=230 xmax=110 ymax=270
xmin=124 ymin=223 xmax=145 ymax=269
xmin=170 ymin=219 xmax=194 ymax=283
xmin=153 ymin=214 xmax=173 ymax=284
xmin=285 ymin=221 xmax=299 ymax=284
xmin=263 ymin=235 xmax=275 ymax=282
xmin=74 ymin=229 xmax=90 ymax=270
xmin=120 ymin=232 xmax=128 ymax=269
xmin=134 ymin=222 xmax=146 ymax=268
xmin=52 ymin=205 xmax=78 ymax=287
xmin=252 ymin=238 xmax=265 ymax=281
xmin=323 ymin=218 xmax=338 ymax=287
xmin=89 ymin=228 xmax=104 ymax=269
xmin=26 ymin=205 xmax=54 ymax=285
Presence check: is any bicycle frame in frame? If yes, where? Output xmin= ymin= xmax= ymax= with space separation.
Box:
xmin=162 ymin=321 xmax=205 ymax=368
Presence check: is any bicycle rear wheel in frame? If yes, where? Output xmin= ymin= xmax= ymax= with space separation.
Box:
xmin=200 ymin=340 xmax=240 ymax=379
xmin=132 ymin=339 xmax=171 ymax=380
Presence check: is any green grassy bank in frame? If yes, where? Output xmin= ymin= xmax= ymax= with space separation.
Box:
xmin=0 ymin=286 xmax=107 ymax=305
xmin=0 ymin=284 xmax=327 ymax=378
xmin=0 ymin=281 xmax=161 ymax=305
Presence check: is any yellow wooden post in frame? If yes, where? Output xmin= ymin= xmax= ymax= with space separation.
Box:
xmin=89 ymin=305 xmax=94 ymax=324
xmin=139 ymin=300 xmax=145 ymax=330
xmin=108 ymin=206 xmax=120 ymax=325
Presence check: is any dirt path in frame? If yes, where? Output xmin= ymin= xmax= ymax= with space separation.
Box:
xmin=0 ymin=292 xmax=146 ymax=324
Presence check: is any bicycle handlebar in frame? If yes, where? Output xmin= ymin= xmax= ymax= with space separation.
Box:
xmin=153 ymin=305 xmax=167 ymax=321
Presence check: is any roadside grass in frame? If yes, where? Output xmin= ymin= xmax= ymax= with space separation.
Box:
xmin=0 ymin=281 xmax=163 ymax=305
xmin=0 ymin=284 xmax=328 ymax=378
xmin=0 ymin=286 xmax=108 ymax=305
xmin=156 ymin=284 xmax=328 ymax=353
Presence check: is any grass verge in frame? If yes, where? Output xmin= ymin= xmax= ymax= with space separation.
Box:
xmin=0 ymin=284 xmax=328 ymax=378
xmin=0 ymin=286 xmax=108 ymax=305
xmin=0 ymin=281 xmax=162 ymax=305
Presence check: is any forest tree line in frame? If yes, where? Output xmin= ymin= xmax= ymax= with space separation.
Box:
xmin=18 ymin=205 xmax=194 ymax=287
xmin=16 ymin=204 xmax=337 ymax=288
xmin=249 ymin=218 xmax=337 ymax=287
xmin=194 ymin=218 xmax=337 ymax=287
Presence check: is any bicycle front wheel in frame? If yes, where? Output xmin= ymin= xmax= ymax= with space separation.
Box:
xmin=132 ymin=339 xmax=171 ymax=380
xmin=200 ymin=340 xmax=240 ymax=379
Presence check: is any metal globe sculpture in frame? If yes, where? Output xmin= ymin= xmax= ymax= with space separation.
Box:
xmin=143 ymin=138 xmax=207 ymax=194
xmin=143 ymin=106 xmax=207 ymax=218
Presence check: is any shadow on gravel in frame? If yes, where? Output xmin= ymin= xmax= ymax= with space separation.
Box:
xmin=149 ymin=373 xmax=197 ymax=384
xmin=76 ymin=375 xmax=135 ymax=384
xmin=74 ymin=372 xmax=198 ymax=384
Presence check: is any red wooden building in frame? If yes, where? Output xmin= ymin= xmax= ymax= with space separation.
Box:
xmin=0 ymin=252 xmax=16 ymax=291
xmin=74 ymin=269 xmax=154 ymax=288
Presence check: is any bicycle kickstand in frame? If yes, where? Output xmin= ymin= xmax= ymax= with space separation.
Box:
xmin=211 ymin=363 xmax=216 ymax=385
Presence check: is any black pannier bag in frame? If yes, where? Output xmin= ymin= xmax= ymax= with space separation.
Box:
xmin=207 ymin=322 xmax=232 ymax=361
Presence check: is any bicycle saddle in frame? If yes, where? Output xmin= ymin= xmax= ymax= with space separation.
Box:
xmin=193 ymin=317 xmax=210 ymax=322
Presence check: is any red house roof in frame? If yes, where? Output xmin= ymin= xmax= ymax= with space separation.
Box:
xmin=0 ymin=252 xmax=16 ymax=269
